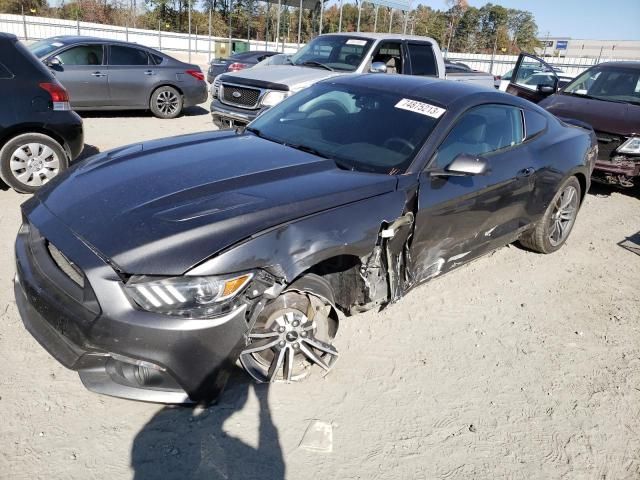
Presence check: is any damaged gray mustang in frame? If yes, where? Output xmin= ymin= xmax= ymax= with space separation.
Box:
xmin=15 ymin=74 xmax=597 ymax=404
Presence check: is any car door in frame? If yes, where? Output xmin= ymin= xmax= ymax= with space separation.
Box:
xmin=409 ymin=104 xmax=535 ymax=284
xmin=46 ymin=43 xmax=108 ymax=107
xmin=506 ymin=53 xmax=559 ymax=103
xmin=106 ymin=44 xmax=157 ymax=107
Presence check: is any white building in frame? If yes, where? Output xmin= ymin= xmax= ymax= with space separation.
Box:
xmin=536 ymin=37 xmax=640 ymax=60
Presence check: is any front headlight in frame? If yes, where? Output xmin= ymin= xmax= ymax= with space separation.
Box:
xmin=124 ymin=272 xmax=253 ymax=318
xmin=261 ymin=90 xmax=290 ymax=107
xmin=617 ymin=137 xmax=640 ymax=155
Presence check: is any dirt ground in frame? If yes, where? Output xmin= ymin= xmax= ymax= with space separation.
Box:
xmin=1 ymin=105 xmax=639 ymax=480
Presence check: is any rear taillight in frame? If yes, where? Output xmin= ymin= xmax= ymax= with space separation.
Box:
xmin=39 ymin=82 xmax=71 ymax=111
xmin=186 ymin=69 xmax=205 ymax=81
xmin=494 ymin=75 xmax=501 ymax=81
xmin=228 ymin=62 xmax=248 ymax=72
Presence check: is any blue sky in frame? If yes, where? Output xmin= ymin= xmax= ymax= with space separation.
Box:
xmin=434 ymin=0 xmax=640 ymax=41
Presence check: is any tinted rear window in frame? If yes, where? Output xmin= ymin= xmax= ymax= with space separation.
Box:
xmin=407 ymin=43 xmax=437 ymax=77
xmin=14 ymin=41 xmax=55 ymax=80
xmin=109 ymin=46 xmax=151 ymax=65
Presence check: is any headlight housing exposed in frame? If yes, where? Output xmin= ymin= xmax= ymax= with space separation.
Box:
xmin=617 ymin=137 xmax=640 ymax=155
xmin=124 ymin=273 xmax=253 ymax=319
xmin=261 ymin=90 xmax=290 ymax=107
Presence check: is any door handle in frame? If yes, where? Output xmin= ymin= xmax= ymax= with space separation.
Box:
xmin=144 ymin=70 xmax=156 ymax=76
xmin=517 ymin=167 xmax=536 ymax=178
xmin=91 ymin=71 xmax=107 ymax=77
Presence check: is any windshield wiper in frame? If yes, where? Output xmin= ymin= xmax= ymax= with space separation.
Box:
xmin=298 ymin=61 xmax=334 ymax=71
xmin=286 ymin=143 xmax=333 ymax=159
xmin=563 ymin=92 xmax=629 ymax=104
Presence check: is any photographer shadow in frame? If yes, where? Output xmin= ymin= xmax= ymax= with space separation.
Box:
xmin=131 ymin=370 xmax=285 ymax=480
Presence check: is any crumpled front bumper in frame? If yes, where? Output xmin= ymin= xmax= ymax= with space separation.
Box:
xmin=14 ymin=202 xmax=251 ymax=404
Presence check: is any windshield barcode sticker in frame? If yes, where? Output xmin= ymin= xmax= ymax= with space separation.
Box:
xmin=395 ymin=99 xmax=446 ymax=118
xmin=346 ymin=39 xmax=367 ymax=46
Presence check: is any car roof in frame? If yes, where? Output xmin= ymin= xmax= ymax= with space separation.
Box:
xmin=325 ymin=74 xmax=524 ymax=108
xmin=593 ymin=61 xmax=640 ymax=69
xmin=40 ymin=35 xmax=160 ymax=50
xmin=320 ymin=32 xmax=439 ymax=44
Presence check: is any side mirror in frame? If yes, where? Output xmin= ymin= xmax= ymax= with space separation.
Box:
xmin=46 ymin=57 xmax=61 ymax=68
xmin=536 ymin=84 xmax=555 ymax=94
xmin=431 ymin=153 xmax=489 ymax=177
xmin=370 ymin=62 xmax=387 ymax=74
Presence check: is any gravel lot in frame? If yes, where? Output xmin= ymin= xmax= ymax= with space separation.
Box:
xmin=1 ymin=105 xmax=639 ymax=480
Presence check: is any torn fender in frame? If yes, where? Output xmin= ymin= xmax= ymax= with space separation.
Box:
xmin=189 ymin=190 xmax=408 ymax=284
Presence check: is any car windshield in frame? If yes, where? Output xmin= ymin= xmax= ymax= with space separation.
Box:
xmin=563 ymin=66 xmax=640 ymax=105
xmin=247 ymin=82 xmax=444 ymax=174
xmin=27 ymin=39 xmax=65 ymax=58
xmin=289 ymin=36 xmax=374 ymax=72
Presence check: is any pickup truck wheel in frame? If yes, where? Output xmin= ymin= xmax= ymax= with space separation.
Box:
xmin=240 ymin=278 xmax=339 ymax=383
xmin=519 ymin=176 xmax=581 ymax=254
xmin=0 ymin=133 xmax=68 ymax=193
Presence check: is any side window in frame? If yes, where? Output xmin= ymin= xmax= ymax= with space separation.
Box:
xmin=109 ymin=46 xmax=151 ymax=66
xmin=371 ymin=41 xmax=403 ymax=74
xmin=433 ymin=105 xmax=525 ymax=169
xmin=407 ymin=43 xmax=437 ymax=77
xmin=150 ymin=53 xmax=164 ymax=65
xmin=513 ymin=56 xmax=555 ymax=90
xmin=524 ymin=109 xmax=547 ymax=139
xmin=0 ymin=62 xmax=13 ymax=79
xmin=56 ymin=45 xmax=103 ymax=66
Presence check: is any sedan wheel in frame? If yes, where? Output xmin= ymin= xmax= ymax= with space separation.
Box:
xmin=0 ymin=133 xmax=68 ymax=193
xmin=150 ymin=86 xmax=183 ymax=119
xmin=240 ymin=290 xmax=339 ymax=383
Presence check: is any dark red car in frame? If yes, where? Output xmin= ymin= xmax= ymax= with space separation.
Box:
xmin=507 ymin=54 xmax=640 ymax=188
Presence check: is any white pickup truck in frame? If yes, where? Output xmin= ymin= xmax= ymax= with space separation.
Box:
xmin=210 ymin=32 xmax=495 ymax=128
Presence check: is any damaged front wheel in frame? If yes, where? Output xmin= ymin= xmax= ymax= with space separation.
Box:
xmin=240 ymin=276 xmax=339 ymax=383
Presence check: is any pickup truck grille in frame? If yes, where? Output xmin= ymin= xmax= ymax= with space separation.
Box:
xmin=221 ymin=84 xmax=261 ymax=108
xmin=595 ymin=130 xmax=624 ymax=160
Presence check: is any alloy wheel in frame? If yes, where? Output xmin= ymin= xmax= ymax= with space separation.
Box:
xmin=156 ymin=90 xmax=179 ymax=116
xmin=548 ymin=184 xmax=578 ymax=246
xmin=240 ymin=291 xmax=339 ymax=383
xmin=9 ymin=143 xmax=60 ymax=187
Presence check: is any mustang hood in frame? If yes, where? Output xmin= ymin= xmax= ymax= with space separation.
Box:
xmin=30 ymin=131 xmax=396 ymax=275
xmin=540 ymin=94 xmax=640 ymax=136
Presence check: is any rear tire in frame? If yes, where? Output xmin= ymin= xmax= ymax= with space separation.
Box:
xmin=0 ymin=133 xmax=68 ymax=194
xmin=519 ymin=176 xmax=581 ymax=254
xmin=150 ymin=86 xmax=183 ymax=119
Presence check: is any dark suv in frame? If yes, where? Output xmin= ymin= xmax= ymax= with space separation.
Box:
xmin=0 ymin=33 xmax=84 ymax=193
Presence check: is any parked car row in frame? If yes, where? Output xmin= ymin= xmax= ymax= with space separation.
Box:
xmin=3 ymin=30 xmax=638 ymax=405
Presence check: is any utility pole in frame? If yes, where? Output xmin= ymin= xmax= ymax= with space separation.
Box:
xmin=297 ymin=0 xmax=303 ymax=47
xmin=188 ymin=0 xmax=192 ymax=62
xmin=228 ymin=0 xmax=233 ymax=56
xmin=373 ymin=5 xmax=379 ymax=33
xmin=275 ymin=0 xmax=281 ymax=51
xmin=357 ymin=0 xmax=361 ymax=32
xmin=319 ymin=0 xmax=324 ymax=35
xmin=208 ymin=8 xmax=212 ymax=62
xmin=388 ymin=8 xmax=393 ymax=33
xmin=338 ymin=0 xmax=343 ymax=33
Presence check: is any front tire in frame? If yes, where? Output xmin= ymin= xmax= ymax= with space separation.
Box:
xmin=0 ymin=133 xmax=68 ymax=193
xmin=519 ymin=176 xmax=581 ymax=254
xmin=240 ymin=275 xmax=339 ymax=383
xmin=150 ymin=86 xmax=183 ymax=119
